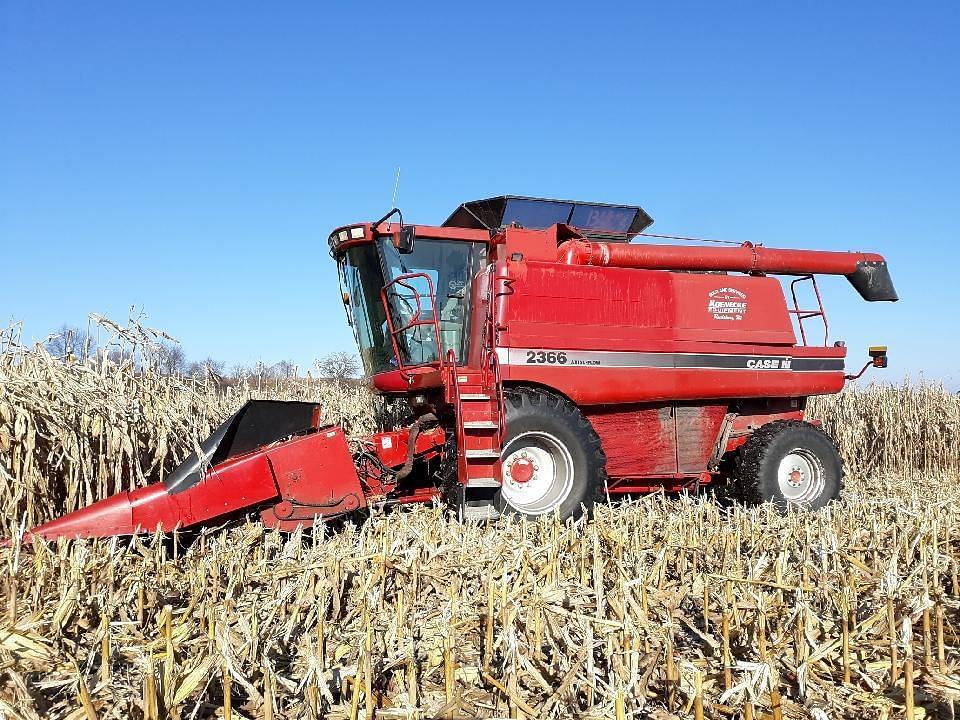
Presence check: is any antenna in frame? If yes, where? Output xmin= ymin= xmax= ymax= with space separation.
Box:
xmin=391 ymin=167 xmax=401 ymax=209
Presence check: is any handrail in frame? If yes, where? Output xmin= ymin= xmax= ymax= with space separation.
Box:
xmin=380 ymin=272 xmax=443 ymax=372
xmin=484 ymin=268 xmax=507 ymax=443
xmin=444 ymin=348 xmax=461 ymax=408
xmin=788 ymin=275 xmax=829 ymax=346
xmin=489 ymin=349 xmax=506 ymax=440
xmin=444 ymin=348 xmax=468 ymax=483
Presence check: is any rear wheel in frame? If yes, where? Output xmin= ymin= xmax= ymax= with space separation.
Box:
xmin=494 ymin=387 xmax=607 ymax=520
xmin=734 ymin=420 xmax=842 ymax=510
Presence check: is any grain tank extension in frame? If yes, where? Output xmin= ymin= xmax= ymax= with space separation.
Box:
xmin=27 ymin=196 xmax=896 ymax=538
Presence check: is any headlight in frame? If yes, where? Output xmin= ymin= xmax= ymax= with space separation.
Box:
xmin=328 ymin=226 xmax=368 ymax=253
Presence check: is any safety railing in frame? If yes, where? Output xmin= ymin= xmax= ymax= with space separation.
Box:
xmin=380 ymin=273 xmax=443 ymax=373
xmin=788 ymin=274 xmax=829 ymax=346
xmin=443 ymin=348 xmax=467 ymax=476
xmin=482 ymin=268 xmax=507 ymax=442
xmin=487 ymin=348 xmax=506 ymax=441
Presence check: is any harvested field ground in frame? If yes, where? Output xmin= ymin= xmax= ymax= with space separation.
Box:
xmin=2 ymin=320 xmax=960 ymax=719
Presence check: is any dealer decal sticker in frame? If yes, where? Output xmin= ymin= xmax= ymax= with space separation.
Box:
xmin=707 ymin=287 xmax=748 ymax=321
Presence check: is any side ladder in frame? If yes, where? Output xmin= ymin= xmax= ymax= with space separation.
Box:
xmin=444 ymin=352 xmax=505 ymax=518
xmin=381 ymin=269 xmax=506 ymax=518
xmin=444 ymin=266 xmax=509 ymax=519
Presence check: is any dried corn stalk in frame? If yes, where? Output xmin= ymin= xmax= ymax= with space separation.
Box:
xmin=1 ymin=317 xmax=959 ymax=718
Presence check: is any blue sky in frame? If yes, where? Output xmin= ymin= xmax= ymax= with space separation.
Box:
xmin=1 ymin=2 xmax=957 ymax=384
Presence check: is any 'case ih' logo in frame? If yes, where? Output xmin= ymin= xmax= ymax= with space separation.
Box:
xmin=708 ymin=287 xmax=748 ymax=321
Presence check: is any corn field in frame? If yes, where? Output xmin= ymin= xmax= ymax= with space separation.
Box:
xmin=2 ymin=319 xmax=960 ymax=719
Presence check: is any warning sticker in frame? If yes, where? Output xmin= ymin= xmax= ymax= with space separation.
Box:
xmin=707 ymin=287 xmax=748 ymax=321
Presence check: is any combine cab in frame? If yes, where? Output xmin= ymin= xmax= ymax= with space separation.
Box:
xmin=27 ymin=197 xmax=896 ymax=539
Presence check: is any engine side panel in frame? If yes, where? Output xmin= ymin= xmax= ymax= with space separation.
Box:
xmin=583 ymin=399 xmax=809 ymax=488
xmin=676 ymin=403 xmax=729 ymax=473
xmin=584 ymin=402 xmax=730 ymax=480
xmin=584 ymin=405 xmax=678 ymax=476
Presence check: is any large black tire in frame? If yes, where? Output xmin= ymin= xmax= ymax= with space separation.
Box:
xmin=494 ymin=387 xmax=607 ymax=520
xmin=734 ymin=420 xmax=843 ymax=510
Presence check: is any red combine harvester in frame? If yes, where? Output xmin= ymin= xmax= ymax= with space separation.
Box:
xmin=28 ymin=197 xmax=897 ymax=539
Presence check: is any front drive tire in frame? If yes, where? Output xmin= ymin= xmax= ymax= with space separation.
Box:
xmin=734 ymin=420 xmax=843 ymax=510
xmin=494 ymin=387 xmax=607 ymax=520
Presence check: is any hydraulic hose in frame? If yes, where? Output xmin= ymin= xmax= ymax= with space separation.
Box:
xmin=395 ymin=413 xmax=438 ymax=480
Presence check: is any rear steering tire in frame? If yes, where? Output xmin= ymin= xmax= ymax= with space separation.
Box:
xmin=494 ymin=387 xmax=607 ymax=520
xmin=734 ymin=420 xmax=843 ymax=510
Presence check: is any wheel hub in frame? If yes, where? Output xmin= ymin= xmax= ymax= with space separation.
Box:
xmin=507 ymin=455 xmax=536 ymax=484
xmin=500 ymin=432 xmax=574 ymax=515
xmin=777 ymin=449 xmax=825 ymax=503
xmin=787 ymin=467 xmax=803 ymax=487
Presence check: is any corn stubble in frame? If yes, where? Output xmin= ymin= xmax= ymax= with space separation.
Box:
xmin=2 ymin=319 xmax=960 ymax=719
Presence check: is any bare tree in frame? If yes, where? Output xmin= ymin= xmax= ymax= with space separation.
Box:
xmin=229 ymin=363 xmax=253 ymax=383
xmin=45 ymin=324 xmax=96 ymax=360
xmin=318 ymin=351 xmax=360 ymax=380
xmin=186 ymin=357 xmax=226 ymax=382
xmin=156 ymin=341 xmax=186 ymax=375
xmin=270 ymin=359 xmax=297 ymax=379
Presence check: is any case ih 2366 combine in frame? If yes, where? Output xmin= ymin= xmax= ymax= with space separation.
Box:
xmin=28 ymin=196 xmax=897 ymax=539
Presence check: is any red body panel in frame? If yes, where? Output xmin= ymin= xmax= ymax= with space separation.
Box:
xmin=585 ymin=403 xmax=729 ymax=480
xmin=372 ymin=366 xmax=443 ymax=393
xmin=676 ymin=404 xmax=729 ymax=472
xmin=500 ymin=262 xmax=796 ymax=345
xmin=493 ymin=259 xmax=845 ymax=405
xmin=586 ymin=405 xmax=678 ymax=477
xmin=260 ymin=428 xmax=366 ymax=529
xmin=501 ymin=365 xmax=843 ymax=405
xmin=182 ymin=453 xmax=281 ymax=522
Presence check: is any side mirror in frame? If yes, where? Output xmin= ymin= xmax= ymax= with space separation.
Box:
xmin=398 ymin=226 xmax=416 ymax=254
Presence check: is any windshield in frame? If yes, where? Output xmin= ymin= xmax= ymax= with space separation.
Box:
xmin=338 ymin=237 xmax=487 ymax=376
xmin=340 ymin=244 xmax=392 ymax=375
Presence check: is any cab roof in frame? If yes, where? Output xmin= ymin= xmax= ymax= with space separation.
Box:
xmin=443 ymin=195 xmax=654 ymax=241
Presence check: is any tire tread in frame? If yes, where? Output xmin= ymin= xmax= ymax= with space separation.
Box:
xmin=500 ymin=386 xmax=608 ymax=518
xmin=734 ymin=419 xmax=843 ymax=509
